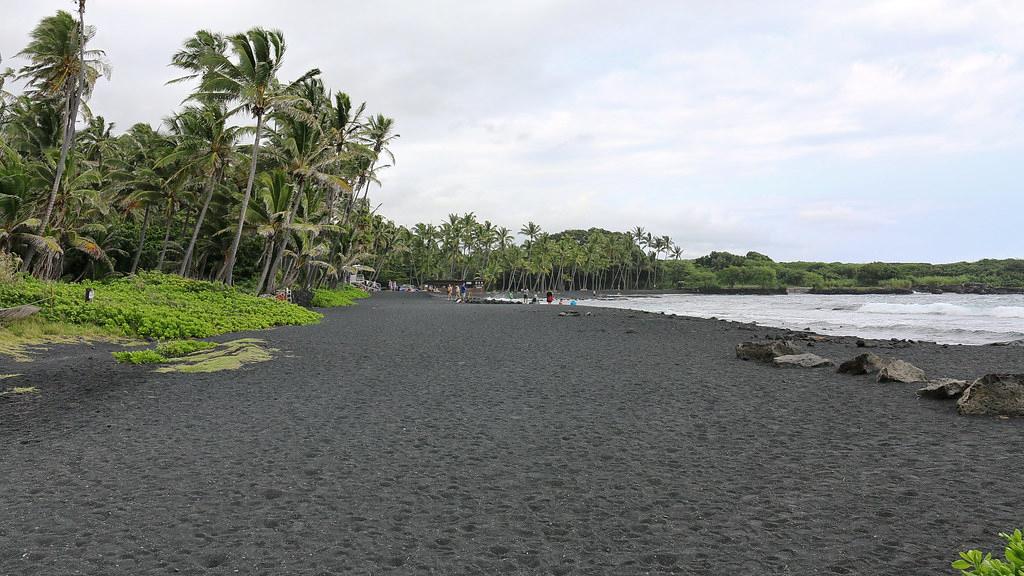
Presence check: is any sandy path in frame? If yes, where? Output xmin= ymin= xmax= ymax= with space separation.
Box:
xmin=1 ymin=293 xmax=1022 ymax=575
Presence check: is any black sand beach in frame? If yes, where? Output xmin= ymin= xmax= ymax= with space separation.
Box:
xmin=2 ymin=292 xmax=1022 ymax=575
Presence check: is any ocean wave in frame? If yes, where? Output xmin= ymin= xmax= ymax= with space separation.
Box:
xmin=858 ymin=302 xmax=1024 ymax=319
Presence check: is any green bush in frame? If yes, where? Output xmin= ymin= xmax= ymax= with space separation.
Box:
xmin=0 ymin=272 xmax=321 ymax=339
xmin=112 ymin=349 xmax=166 ymax=364
xmin=953 ymin=529 xmax=1024 ymax=575
xmin=155 ymin=340 xmax=216 ymax=358
xmin=311 ymin=284 xmax=370 ymax=307
xmin=914 ymin=275 xmax=972 ymax=287
xmin=879 ymin=278 xmax=913 ymax=289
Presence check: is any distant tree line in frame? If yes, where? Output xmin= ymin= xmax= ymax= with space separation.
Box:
xmin=656 ymin=251 xmax=1024 ymax=290
xmin=366 ymin=220 xmax=1024 ymax=291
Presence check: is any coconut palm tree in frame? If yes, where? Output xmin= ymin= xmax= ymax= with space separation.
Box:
xmin=348 ymin=114 xmax=398 ymax=217
xmin=190 ymin=27 xmax=319 ymax=284
xmin=16 ymin=6 xmax=109 ymax=242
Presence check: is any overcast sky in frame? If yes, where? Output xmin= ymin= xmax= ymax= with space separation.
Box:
xmin=2 ymin=0 xmax=1022 ymax=262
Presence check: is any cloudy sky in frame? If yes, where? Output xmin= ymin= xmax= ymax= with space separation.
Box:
xmin=3 ymin=0 xmax=1022 ymax=262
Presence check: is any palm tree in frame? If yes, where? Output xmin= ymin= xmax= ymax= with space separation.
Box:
xmin=16 ymin=6 xmax=109 ymax=242
xmin=160 ymin=102 xmax=238 ymax=276
xmin=0 ymin=153 xmax=59 ymax=261
xmin=259 ymin=78 xmax=347 ymax=293
xmin=347 ymin=114 xmax=398 ymax=218
xmin=191 ymin=27 xmax=319 ymax=284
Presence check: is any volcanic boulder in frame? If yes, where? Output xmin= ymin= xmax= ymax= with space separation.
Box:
xmin=836 ymin=353 xmax=888 ymax=375
xmin=917 ymin=379 xmax=970 ymax=400
xmin=736 ymin=341 xmax=798 ymax=363
xmin=876 ymin=359 xmax=927 ymax=383
xmin=772 ymin=353 xmax=835 ymax=368
xmin=957 ymin=374 xmax=1024 ymax=417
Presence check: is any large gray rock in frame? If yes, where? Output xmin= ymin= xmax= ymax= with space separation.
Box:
xmin=917 ymin=378 xmax=970 ymax=399
xmin=836 ymin=353 xmax=888 ymax=375
xmin=736 ymin=341 xmax=798 ymax=363
xmin=772 ymin=353 xmax=835 ymax=368
xmin=957 ymin=374 xmax=1024 ymax=417
xmin=877 ymin=359 xmax=927 ymax=383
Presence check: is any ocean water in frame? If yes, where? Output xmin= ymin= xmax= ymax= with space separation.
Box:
xmin=578 ymin=293 xmax=1024 ymax=345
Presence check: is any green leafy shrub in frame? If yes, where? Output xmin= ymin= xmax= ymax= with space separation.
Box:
xmin=953 ymin=529 xmax=1024 ymax=575
xmin=112 ymin=349 xmax=166 ymax=364
xmin=155 ymin=340 xmax=216 ymax=358
xmin=0 ymin=272 xmax=321 ymax=339
xmin=311 ymin=284 xmax=370 ymax=307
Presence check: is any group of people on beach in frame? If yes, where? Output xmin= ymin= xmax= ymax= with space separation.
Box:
xmin=446 ymin=283 xmax=467 ymax=302
xmin=513 ymin=289 xmax=578 ymax=306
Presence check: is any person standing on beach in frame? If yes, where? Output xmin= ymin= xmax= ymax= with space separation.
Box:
xmin=546 ymin=291 xmax=554 ymax=304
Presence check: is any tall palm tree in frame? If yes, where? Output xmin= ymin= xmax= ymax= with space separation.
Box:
xmin=191 ymin=27 xmax=319 ymax=284
xmin=16 ymin=6 xmax=109 ymax=241
xmin=347 ymin=114 xmax=398 ymax=218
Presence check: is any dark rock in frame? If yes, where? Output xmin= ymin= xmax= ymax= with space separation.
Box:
xmin=958 ymin=374 xmax=1024 ymax=417
xmin=292 ymin=288 xmax=315 ymax=308
xmin=772 ymin=353 xmax=834 ymax=368
xmin=736 ymin=341 xmax=798 ymax=363
xmin=877 ymin=359 xmax=926 ymax=383
xmin=837 ymin=353 xmax=888 ymax=375
xmin=856 ymin=340 xmax=866 ymax=348
xmin=917 ymin=378 xmax=969 ymax=400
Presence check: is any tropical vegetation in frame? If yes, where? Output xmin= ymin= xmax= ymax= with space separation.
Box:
xmin=952 ymin=529 xmax=1024 ymax=575
xmin=1 ymin=8 xmax=398 ymax=293
xmin=0 ymin=272 xmax=319 ymax=340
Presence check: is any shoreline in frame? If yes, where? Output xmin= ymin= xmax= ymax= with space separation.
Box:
xmin=453 ymin=290 xmax=1024 ymax=347
xmin=2 ymin=293 xmax=1022 ymax=574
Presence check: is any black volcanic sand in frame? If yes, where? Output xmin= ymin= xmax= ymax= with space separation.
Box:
xmin=2 ymin=293 xmax=1023 ymax=575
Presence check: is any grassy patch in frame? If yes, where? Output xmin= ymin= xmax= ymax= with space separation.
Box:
xmin=0 ymin=271 xmax=321 ymax=340
xmin=155 ymin=340 xmax=216 ymax=358
xmin=0 ymin=385 xmax=38 ymax=397
xmin=311 ymin=285 xmax=370 ymax=307
xmin=112 ymin=338 xmax=275 ymax=373
xmin=155 ymin=338 xmax=275 ymax=373
xmin=0 ymin=316 xmax=124 ymax=361
xmin=112 ymin=349 xmax=167 ymax=364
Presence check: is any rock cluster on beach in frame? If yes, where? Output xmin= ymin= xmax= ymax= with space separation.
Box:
xmin=737 ymin=339 xmax=1024 ymax=417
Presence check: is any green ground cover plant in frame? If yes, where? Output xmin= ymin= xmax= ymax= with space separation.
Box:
xmin=0 ymin=272 xmax=321 ymax=339
xmin=155 ymin=340 xmax=216 ymax=357
xmin=112 ymin=338 xmax=274 ymax=372
xmin=311 ymin=285 xmax=370 ymax=307
xmin=953 ymin=529 xmax=1024 ymax=575
xmin=112 ymin=349 xmax=166 ymax=364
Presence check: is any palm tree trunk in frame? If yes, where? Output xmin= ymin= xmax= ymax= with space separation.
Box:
xmin=255 ymin=240 xmax=274 ymax=294
xmin=130 ymin=204 xmax=152 ymax=274
xmin=179 ymin=173 xmax=215 ymax=276
xmin=156 ymin=200 xmax=174 ymax=270
xmin=221 ymin=112 xmax=264 ymax=285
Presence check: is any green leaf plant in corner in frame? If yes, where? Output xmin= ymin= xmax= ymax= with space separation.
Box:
xmin=952 ymin=529 xmax=1024 ymax=575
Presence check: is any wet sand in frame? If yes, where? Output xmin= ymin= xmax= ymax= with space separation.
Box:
xmin=1 ymin=292 xmax=1022 ymax=575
